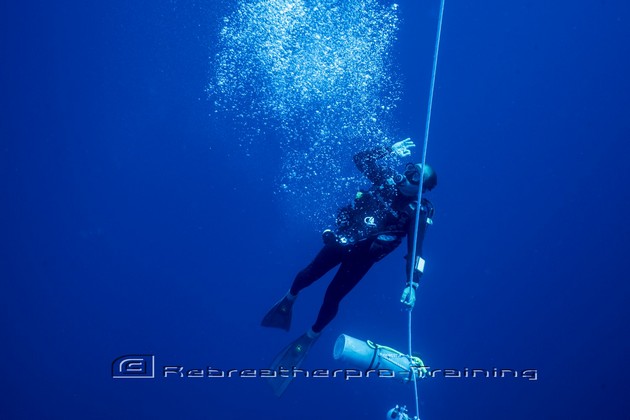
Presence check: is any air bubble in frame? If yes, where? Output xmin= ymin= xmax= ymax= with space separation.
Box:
xmin=209 ymin=0 xmax=401 ymax=227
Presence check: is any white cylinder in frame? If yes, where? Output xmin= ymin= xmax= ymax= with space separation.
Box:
xmin=333 ymin=334 xmax=421 ymax=381
xmin=333 ymin=334 xmax=376 ymax=368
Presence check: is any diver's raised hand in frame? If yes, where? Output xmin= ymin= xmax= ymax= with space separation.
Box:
xmin=391 ymin=138 xmax=415 ymax=157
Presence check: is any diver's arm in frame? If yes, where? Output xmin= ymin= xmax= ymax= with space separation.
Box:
xmin=401 ymin=202 xmax=430 ymax=308
xmin=405 ymin=206 xmax=428 ymax=285
xmin=353 ymin=139 xmax=416 ymax=183
xmin=352 ymin=146 xmax=391 ymax=183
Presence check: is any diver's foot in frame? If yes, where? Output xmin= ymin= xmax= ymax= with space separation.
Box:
xmin=267 ymin=328 xmax=321 ymax=396
xmin=261 ymin=294 xmax=295 ymax=331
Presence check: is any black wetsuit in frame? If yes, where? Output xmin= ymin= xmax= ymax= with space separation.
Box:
xmin=289 ymin=147 xmax=434 ymax=333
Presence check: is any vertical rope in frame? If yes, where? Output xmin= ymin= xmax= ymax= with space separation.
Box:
xmin=408 ymin=311 xmax=420 ymax=419
xmin=406 ymin=0 xmax=446 ymax=419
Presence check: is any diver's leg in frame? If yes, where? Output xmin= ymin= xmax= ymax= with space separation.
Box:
xmin=289 ymin=245 xmax=343 ymax=295
xmin=262 ymin=245 xmax=343 ymax=331
xmin=311 ymin=247 xmax=375 ymax=332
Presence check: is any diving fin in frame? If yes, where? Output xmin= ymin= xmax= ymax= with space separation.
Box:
xmin=261 ymin=295 xmax=294 ymax=331
xmin=267 ymin=330 xmax=320 ymax=397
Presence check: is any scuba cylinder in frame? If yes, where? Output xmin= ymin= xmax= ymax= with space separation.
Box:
xmin=333 ymin=334 xmax=427 ymax=381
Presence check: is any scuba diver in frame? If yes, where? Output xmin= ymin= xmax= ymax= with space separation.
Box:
xmin=262 ymin=139 xmax=437 ymax=396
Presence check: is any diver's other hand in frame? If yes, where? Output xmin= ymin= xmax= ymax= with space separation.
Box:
xmin=400 ymin=283 xmax=418 ymax=309
xmin=391 ymin=138 xmax=415 ymax=157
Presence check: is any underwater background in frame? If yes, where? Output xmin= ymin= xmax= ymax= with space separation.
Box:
xmin=2 ymin=0 xmax=629 ymax=419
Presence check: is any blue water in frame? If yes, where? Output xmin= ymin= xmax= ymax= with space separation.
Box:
xmin=2 ymin=0 xmax=629 ymax=419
